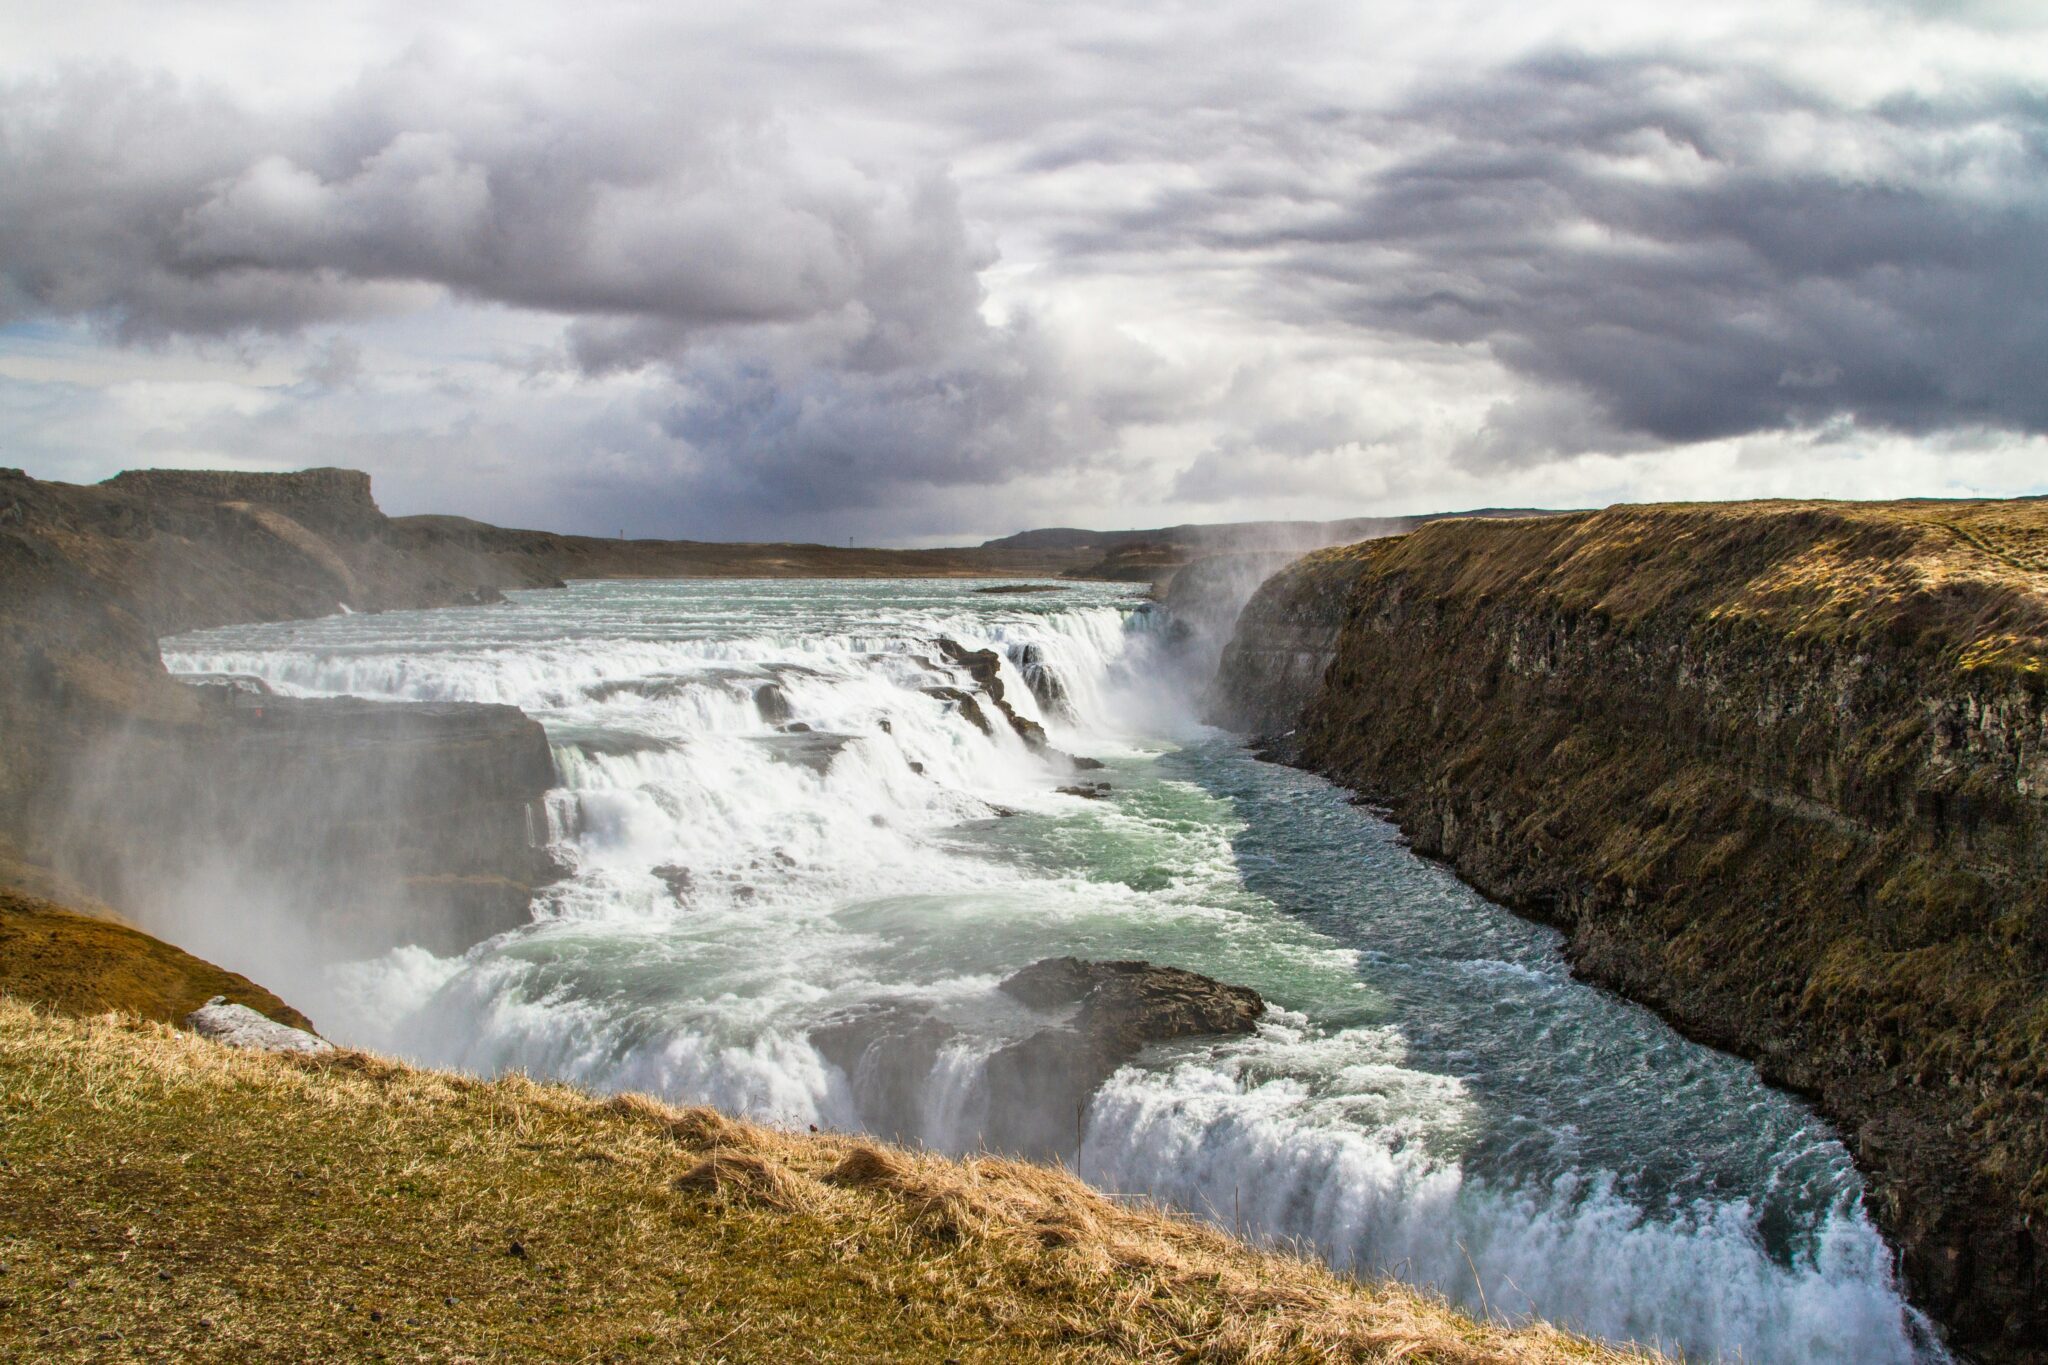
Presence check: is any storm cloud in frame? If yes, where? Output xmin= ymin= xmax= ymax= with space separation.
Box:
xmin=1 ymin=2 xmax=2043 ymax=537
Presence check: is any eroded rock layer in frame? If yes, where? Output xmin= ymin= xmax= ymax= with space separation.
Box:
xmin=1211 ymin=500 xmax=2048 ymax=1360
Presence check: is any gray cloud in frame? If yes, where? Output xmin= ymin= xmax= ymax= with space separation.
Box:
xmin=1056 ymin=55 xmax=2048 ymax=464
xmin=2 ymin=6 xmax=2045 ymax=536
xmin=0 ymin=59 xmax=989 ymax=349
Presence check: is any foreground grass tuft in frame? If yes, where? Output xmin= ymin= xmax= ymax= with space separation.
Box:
xmin=0 ymin=998 xmax=1651 ymax=1363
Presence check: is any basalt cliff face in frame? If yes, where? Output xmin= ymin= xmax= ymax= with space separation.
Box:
xmin=0 ymin=468 xmax=565 ymax=960
xmin=1211 ymin=500 xmax=2048 ymax=1360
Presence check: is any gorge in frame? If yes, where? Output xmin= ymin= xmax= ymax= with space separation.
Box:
xmin=3 ymin=468 xmax=2041 ymax=1362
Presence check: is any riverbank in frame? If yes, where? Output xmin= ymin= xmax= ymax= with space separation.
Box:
xmin=1211 ymin=499 xmax=2048 ymax=1360
xmin=0 ymin=997 xmax=1643 ymax=1364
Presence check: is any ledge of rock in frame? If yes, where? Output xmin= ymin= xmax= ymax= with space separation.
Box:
xmin=985 ymin=957 xmax=1265 ymax=1160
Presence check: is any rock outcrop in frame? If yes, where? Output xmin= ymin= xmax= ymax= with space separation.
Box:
xmin=981 ymin=957 xmax=1265 ymax=1159
xmin=185 ymin=996 xmax=333 ymax=1054
xmin=49 ymin=691 xmax=560 ymax=958
xmin=1210 ymin=500 xmax=2048 ymax=1361
xmin=0 ymin=467 xmax=564 ymax=959
xmin=935 ymin=637 xmax=1052 ymax=752
xmin=810 ymin=958 xmax=1265 ymax=1162
xmin=1206 ymin=545 xmax=1379 ymax=734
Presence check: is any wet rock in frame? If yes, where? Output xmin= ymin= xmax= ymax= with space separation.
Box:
xmin=811 ymin=1006 xmax=961 ymax=1145
xmin=985 ymin=957 xmax=1265 ymax=1159
xmin=1000 ymin=957 xmax=1266 ymax=1048
xmin=753 ymin=683 xmax=793 ymax=725
xmin=186 ymin=996 xmax=334 ymax=1054
xmin=1057 ymin=782 xmax=1111 ymax=800
xmin=1007 ymin=642 xmax=1070 ymax=719
xmin=935 ymin=638 xmax=1050 ymax=751
xmin=652 ymin=864 xmax=693 ymax=902
xmin=922 ymin=685 xmax=993 ymax=736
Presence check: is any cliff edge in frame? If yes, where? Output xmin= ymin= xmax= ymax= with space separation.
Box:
xmin=1212 ymin=499 xmax=2048 ymax=1359
xmin=0 ymin=467 xmax=562 ymax=961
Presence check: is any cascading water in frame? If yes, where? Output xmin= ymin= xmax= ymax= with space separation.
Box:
xmin=161 ymin=578 xmax=1941 ymax=1363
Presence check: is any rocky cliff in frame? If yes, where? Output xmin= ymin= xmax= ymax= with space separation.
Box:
xmin=1210 ymin=500 xmax=2048 ymax=1360
xmin=1204 ymin=543 xmax=1381 ymax=733
xmin=0 ymin=468 xmax=562 ymax=959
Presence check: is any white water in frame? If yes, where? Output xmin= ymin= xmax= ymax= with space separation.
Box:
xmin=162 ymin=578 xmax=1939 ymax=1363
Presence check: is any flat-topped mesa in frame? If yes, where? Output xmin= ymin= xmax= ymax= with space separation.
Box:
xmin=101 ymin=467 xmax=384 ymax=536
xmin=1212 ymin=498 xmax=2048 ymax=1359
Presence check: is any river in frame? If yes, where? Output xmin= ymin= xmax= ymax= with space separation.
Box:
xmin=161 ymin=577 xmax=1937 ymax=1362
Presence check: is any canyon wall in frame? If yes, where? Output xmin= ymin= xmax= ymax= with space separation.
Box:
xmin=1211 ymin=501 xmax=2048 ymax=1361
xmin=0 ymin=468 xmax=561 ymax=959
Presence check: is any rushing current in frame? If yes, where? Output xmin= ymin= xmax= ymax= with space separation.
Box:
xmin=162 ymin=578 xmax=1938 ymax=1363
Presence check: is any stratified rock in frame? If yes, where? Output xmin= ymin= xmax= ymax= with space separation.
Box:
xmin=1224 ymin=502 xmax=2048 ymax=1357
xmin=185 ymin=996 xmax=333 ymax=1054
xmin=1205 ymin=547 xmax=1375 ymax=740
xmin=55 ymin=693 xmax=560 ymax=959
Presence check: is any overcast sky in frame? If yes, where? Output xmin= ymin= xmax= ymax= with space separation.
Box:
xmin=2 ymin=1 xmax=2043 ymax=542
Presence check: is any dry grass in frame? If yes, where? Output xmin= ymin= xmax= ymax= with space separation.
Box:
xmin=1349 ymin=497 xmax=2048 ymax=676
xmin=0 ymin=997 xmax=1653 ymax=1363
xmin=0 ymin=889 xmax=313 ymax=1032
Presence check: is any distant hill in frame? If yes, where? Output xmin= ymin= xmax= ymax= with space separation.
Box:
xmin=985 ymin=509 xmax=1571 ymax=581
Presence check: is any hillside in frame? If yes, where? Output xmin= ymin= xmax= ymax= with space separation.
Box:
xmin=1211 ymin=497 xmax=2048 ymax=1360
xmin=0 ymin=888 xmax=312 ymax=1031
xmin=0 ymin=998 xmax=1644 ymax=1364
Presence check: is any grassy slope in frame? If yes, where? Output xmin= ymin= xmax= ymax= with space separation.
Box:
xmin=0 ymin=1000 xmax=1646 ymax=1365
xmin=0 ymin=889 xmax=313 ymax=1032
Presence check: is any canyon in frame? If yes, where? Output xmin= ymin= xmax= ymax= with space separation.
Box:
xmin=4 ymin=465 xmax=2042 ymax=1359
xmin=1212 ymin=501 xmax=2048 ymax=1360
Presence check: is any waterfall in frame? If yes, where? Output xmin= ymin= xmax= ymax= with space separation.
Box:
xmin=160 ymin=577 xmax=1936 ymax=1364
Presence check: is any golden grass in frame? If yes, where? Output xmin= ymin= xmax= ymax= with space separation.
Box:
xmin=0 ymin=888 xmax=313 ymax=1032
xmin=0 ymin=998 xmax=1654 ymax=1363
xmin=1352 ymin=497 xmax=2048 ymax=676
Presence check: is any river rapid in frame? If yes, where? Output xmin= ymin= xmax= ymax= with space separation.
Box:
xmin=162 ymin=578 xmax=1940 ymax=1363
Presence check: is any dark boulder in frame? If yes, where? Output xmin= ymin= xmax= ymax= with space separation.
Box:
xmin=935 ymin=637 xmax=1052 ymax=753
xmin=984 ymin=957 xmax=1265 ymax=1159
xmin=752 ymin=683 xmax=793 ymax=726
